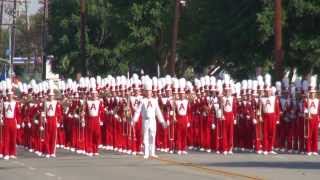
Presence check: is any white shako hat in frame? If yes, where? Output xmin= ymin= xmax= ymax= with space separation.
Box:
xmin=178 ymin=78 xmax=186 ymax=93
xmin=309 ymin=75 xmax=317 ymax=93
xmin=264 ymin=73 xmax=272 ymax=91
xmin=144 ymin=78 xmax=153 ymax=91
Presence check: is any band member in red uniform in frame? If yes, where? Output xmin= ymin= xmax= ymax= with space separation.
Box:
xmin=104 ymin=81 xmax=116 ymax=151
xmin=85 ymin=83 xmax=105 ymax=156
xmin=221 ymin=74 xmax=237 ymax=155
xmin=130 ymin=78 xmax=143 ymax=155
xmin=303 ymin=75 xmax=320 ymax=156
xmin=44 ymin=88 xmax=63 ymax=158
xmin=2 ymin=87 xmax=21 ymax=160
xmin=261 ymin=74 xmax=280 ymax=155
xmin=174 ymin=79 xmax=191 ymax=155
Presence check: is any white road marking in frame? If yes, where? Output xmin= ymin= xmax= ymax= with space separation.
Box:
xmin=45 ymin=172 xmax=56 ymax=177
xmin=28 ymin=166 xmax=36 ymax=171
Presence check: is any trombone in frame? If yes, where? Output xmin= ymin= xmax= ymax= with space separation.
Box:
xmin=217 ymin=95 xmax=224 ymax=140
xmin=304 ymin=95 xmax=311 ymax=139
xmin=40 ymin=98 xmax=47 ymax=142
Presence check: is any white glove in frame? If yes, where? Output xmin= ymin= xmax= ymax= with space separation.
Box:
xmin=28 ymin=122 xmax=32 ymax=128
xmin=187 ymin=122 xmax=190 ymax=128
xmin=100 ymin=121 xmax=104 ymax=126
xmin=34 ymin=119 xmax=39 ymax=125
xmin=163 ymin=122 xmax=168 ymax=128
xmin=57 ymin=123 xmax=61 ymax=128
xmin=16 ymin=124 xmax=21 ymax=129
xmin=81 ymin=122 xmax=85 ymax=127
xmin=60 ymin=124 xmax=64 ymax=128
xmin=68 ymin=114 xmax=73 ymax=118
xmin=318 ymin=124 xmax=320 ymax=128
xmin=130 ymin=121 xmax=135 ymax=127
xmin=109 ymin=110 xmax=114 ymax=115
xmin=166 ymin=120 xmax=170 ymax=126
xmin=276 ymin=121 xmax=280 ymax=125
xmin=0 ymin=120 xmax=3 ymax=125
xmin=234 ymin=120 xmax=237 ymax=125
xmin=41 ymin=112 xmax=46 ymax=117
xmin=253 ymin=119 xmax=257 ymax=124
xmin=114 ymin=114 xmax=119 ymax=119
xmin=211 ymin=124 xmax=216 ymax=130
xmin=40 ymin=126 xmax=44 ymax=131
xmin=169 ymin=111 xmax=174 ymax=116
xmin=246 ymin=115 xmax=250 ymax=119
xmin=21 ymin=122 xmax=25 ymax=128
xmin=74 ymin=114 xmax=80 ymax=119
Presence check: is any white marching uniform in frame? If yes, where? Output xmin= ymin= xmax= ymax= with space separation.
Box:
xmin=132 ymin=97 xmax=166 ymax=158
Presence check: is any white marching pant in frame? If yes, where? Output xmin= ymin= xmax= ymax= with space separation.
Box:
xmin=143 ymin=126 xmax=156 ymax=158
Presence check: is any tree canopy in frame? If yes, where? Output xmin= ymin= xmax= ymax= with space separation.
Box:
xmin=15 ymin=0 xmax=320 ymax=79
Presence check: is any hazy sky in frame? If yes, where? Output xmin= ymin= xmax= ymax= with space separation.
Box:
xmin=29 ymin=0 xmax=41 ymax=15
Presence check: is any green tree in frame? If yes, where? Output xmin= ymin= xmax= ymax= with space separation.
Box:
xmin=49 ymin=0 xmax=174 ymax=77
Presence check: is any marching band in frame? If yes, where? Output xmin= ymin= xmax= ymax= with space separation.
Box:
xmin=0 ymin=72 xmax=319 ymax=160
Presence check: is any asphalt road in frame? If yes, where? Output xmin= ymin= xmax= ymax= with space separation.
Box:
xmin=0 ymin=147 xmax=319 ymax=180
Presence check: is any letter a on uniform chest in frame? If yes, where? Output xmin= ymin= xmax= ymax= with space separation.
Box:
xmin=147 ymin=101 xmax=153 ymax=108
xmin=6 ymin=104 xmax=12 ymax=112
xmin=176 ymin=100 xmax=188 ymax=115
xmin=309 ymin=99 xmax=319 ymax=114
xmin=90 ymin=104 xmax=96 ymax=110
xmin=46 ymin=101 xmax=57 ymax=117
xmin=88 ymin=100 xmax=100 ymax=117
xmin=4 ymin=102 xmax=16 ymax=118
xmin=134 ymin=99 xmax=140 ymax=106
xmin=179 ymin=103 xmax=185 ymax=111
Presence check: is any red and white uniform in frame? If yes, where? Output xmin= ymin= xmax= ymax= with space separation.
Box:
xmin=303 ymin=98 xmax=320 ymax=153
xmin=130 ymin=95 xmax=143 ymax=153
xmin=237 ymin=99 xmax=254 ymax=150
xmin=221 ymin=96 xmax=237 ymax=152
xmin=44 ymin=100 xmax=63 ymax=156
xmin=191 ymin=96 xmax=202 ymax=149
xmin=261 ymin=95 xmax=280 ymax=152
xmin=85 ymin=99 xmax=105 ymax=154
xmin=279 ymin=96 xmax=296 ymax=151
xmin=30 ymin=101 xmax=41 ymax=153
xmin=69 ymin=99 xmax=85 ymax=151
xmin=22 ymin=101 xmax=32 ymax=149
xmin=2 ymin=100 xmax=21 ymax=157
xmin=104 ymin=96 xmax=115 ymax=149
xmin=174 ymin=99 xmax=191 ymax=152
xmin=203 ymin=96 xmax=214 ymax=151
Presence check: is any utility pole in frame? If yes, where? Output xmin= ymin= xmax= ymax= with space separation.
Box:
xmin=169 ymin=0 xmax=181 ymax=77
xmin=274 ymin=0 xmax=283 ymax=80
xmin=0 ymin=0 xmax=4 ymax=56
xmin=80 ymin=0 xmax=87 ymax=76
xmin=42 ymin=0 xmax=48 ymax=80
xmin=10 ymin=0 xmax=17 ymax=79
